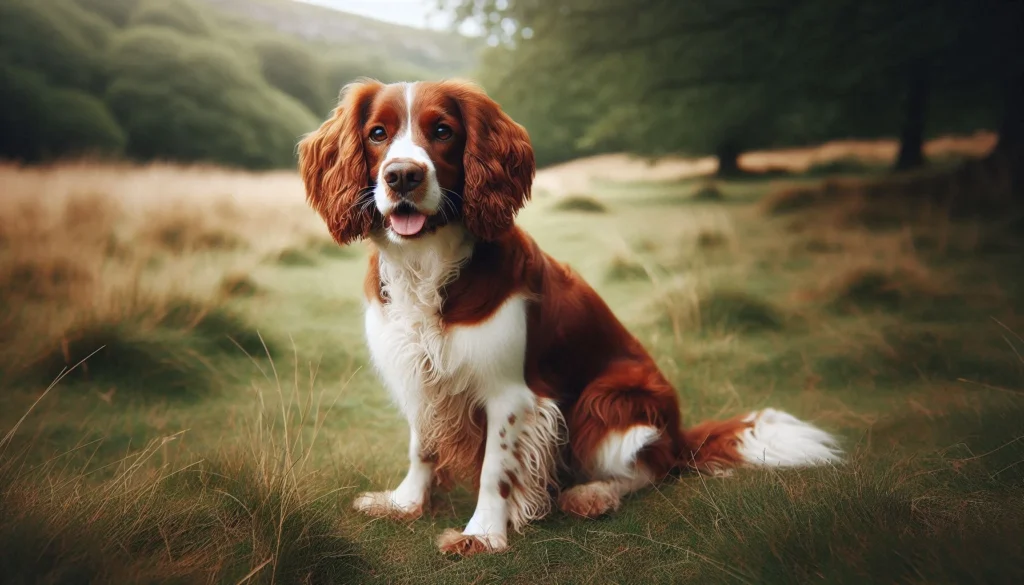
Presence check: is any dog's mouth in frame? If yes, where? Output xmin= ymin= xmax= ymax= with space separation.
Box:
xmin=387 ymin=202 xmax=432 ymax=238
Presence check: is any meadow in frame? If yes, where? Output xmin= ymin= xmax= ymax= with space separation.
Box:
xmin=1 ymin=135 xmax=1022 ymax=584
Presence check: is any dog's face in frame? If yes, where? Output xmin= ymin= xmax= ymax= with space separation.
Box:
xmin=298 ymin=80 xmax=536 ymax=245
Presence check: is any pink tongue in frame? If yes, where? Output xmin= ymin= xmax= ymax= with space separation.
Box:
xmin=390 ymin=212 xmax=427 ymax=236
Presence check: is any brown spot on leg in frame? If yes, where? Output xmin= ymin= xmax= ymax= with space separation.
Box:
xmin=499 ymin=480 xmax=511 ymax=499
xmin=499 ymin=428 xmax=506 ymax=438
xmin=506 ymin=470 xmax=520 ymax=489
xmin=500 ymin=443 xmax=507 ymax=450
xmin=508 ymin=414 xmax=516 ymax=425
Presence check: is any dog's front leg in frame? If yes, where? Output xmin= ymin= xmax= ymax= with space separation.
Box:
xmin=436 ymin=385 xmax=539 ymax=556
xmin=353 ymin=424 xmax=433 ymax=520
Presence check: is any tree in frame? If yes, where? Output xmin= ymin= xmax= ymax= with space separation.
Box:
xmin=0 ymin=0 xmax=113 ymax=93
xmin=72 ymin=0 xmax=142 ymax=27
xmin=105 ymin=27 xmax=318 ymax=168
xmin=446 ymin=0 xmax=1022 ymax=174
xmin=128 ymin=0 xmax=212 ymax=37
xmin=0 ymin=63 xmax=124 ymax=162
xmin=252 ymin=36 xmax=331 ymax=116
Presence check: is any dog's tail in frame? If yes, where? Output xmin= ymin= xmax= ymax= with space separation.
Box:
xmin=680 ymin=408 xmax=842 ymax=475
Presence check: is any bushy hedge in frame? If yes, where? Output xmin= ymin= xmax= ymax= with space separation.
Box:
xmin=0 ymin=0 xmax=111 ymax=92
xmin=71 ymin=0 xmax=142 ymax=27
xmin=128 ymin=0 xmax=212 ymax=37
xmin=253 ymin=36 xmax=331 ymax=116
xmin=0 ymin=63 xmax=125 ymax=161
xmin=106 ymin=27 xmax=317 ymax=168
xmin=0 ymin=0 xmax=437 ymax=169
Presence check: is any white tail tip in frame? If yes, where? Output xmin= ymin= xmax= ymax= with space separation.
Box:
xmin=737 ymin=408 xmax=843 ymax=467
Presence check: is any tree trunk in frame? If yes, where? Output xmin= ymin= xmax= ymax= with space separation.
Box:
xmin=994 ymin=71 xmax=1024 ymax=201
xmin=715 ymin=142 xmax=742 ymax=177
xmin=894 ymin=65 xmax=929 ymax=171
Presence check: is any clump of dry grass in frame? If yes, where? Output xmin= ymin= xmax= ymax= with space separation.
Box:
xmin=690 ymin=182 xmax=725 ymax=201
xmin=219 ymin=271 xmax=263 ymax=298
xmin=804 ymin=260 xmax=949 ymax=315
xmin=267 ymin=247 xmax=319 ymax=267
xmin=148 ymin=215 xmax=248 ymax=254
xmin=16 ymin=292 xmax=272 ymax=399
xmin=762 ymin=153 xmax=1017 ymax=227
xmin=605 ymin=254 xmax=650 ymax=282
xmin=760 ymin=179 xmax=853 ymax=215
xmin=0 ymin=254 xmax=95 ymax=300
xmin=695 ymin=228 xmax=731 ymax=250
xmin=0 ymin=358 xmax=363 ymax=584
xmin=648 ymin=278 xmax=783 ymax=341
xmin=552 ymin=195 xmax=608 ymax=213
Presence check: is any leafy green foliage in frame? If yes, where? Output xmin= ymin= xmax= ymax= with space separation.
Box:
xmin=128 ymin=0 xmax=212 ymax=37
xmin=452 ymin=0 xmax=1019 ymax=169
xmin=105 ymin=27 xmax=318 ymax=168
xmin=0 ymin=0 xmax=112 ymax=92
xmin=0 ymin=63 xmax=125 ymax=161
xmin=71 ymin=0 xmax=142 ymax=27
xmin=252 ymin=35 xmax=330 ymax=116
xmin=1 ymin=0 xmax=470 ymax=168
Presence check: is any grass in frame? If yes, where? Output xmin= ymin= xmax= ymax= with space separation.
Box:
xmin=0 ymin=356 xmax=364 ymax=584
xmin=691 ymin=182 xmax=725 ymax=201
xmin=552 ymin=195 xmax=608 ymax=213
xmin=1 ymin=149 xmax=1023 ymax=583
xmin=220 ymin=271 xmax=263 ymax=297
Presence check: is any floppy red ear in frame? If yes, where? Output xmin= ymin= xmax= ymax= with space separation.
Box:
xmin=453 ymin=82 xmax=536 ymax=241
xmin=298 ymin=79 xmax=383 ymax=245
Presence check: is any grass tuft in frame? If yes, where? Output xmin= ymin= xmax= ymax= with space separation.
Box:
xmin=605 ymin=254 xmax=649 ymax=282
xmin=307 ymin=236 xmax=357 ymax=259
xmin=151 ymin=218 xmax=247 ymax=254
xmin=0 ymin=255 xmax=93 ymax=300
xmin=269 ymin=247 xmax=320 ymax=267
xmin=20 ymin=298 xmax=271 ymax=399
xmin=0 ymin=358 xmax=365 ymax=584
xmin=817 ymin=263 xmax=947 ymax=314
xmin=695 ymin=229 xmax=731 ymax=250
xmin=690 ymin=182 xmax=725 ymax=201
xmin=699 ymin=290 xmax=785 ymax=333
xmin=219 ymin=272 xmax=263 ymax=298
xmin=553 ymin=195 xmax=608 ymax=213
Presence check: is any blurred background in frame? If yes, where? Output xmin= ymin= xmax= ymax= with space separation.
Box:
xmin=2 ymin=1 xmax=1024 ymax=584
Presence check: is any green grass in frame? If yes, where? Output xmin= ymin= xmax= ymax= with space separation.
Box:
xmin=2 ymin=162 xmax=1024 ymax=583
xmin=552 ymin=195 xmax=609 ymax=213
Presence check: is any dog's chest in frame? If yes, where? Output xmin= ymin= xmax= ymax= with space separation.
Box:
xmin=364 ymin=270 xmax=528 ymax=408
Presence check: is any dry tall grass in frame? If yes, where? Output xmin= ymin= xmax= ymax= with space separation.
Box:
xmin=0 ymin=356 xmax=362 ymax=584
xmin=0 ymin=162 xmax=328 ymax=393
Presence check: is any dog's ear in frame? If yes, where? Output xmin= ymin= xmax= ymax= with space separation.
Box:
xmin=451 ymin=81 xmax=535 ymax=241
xmin=298 ymin=79 xmax=383 ymax=245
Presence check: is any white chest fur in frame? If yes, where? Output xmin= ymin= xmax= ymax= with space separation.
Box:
xmin=363 ymin=226 xmax=529 ymax=420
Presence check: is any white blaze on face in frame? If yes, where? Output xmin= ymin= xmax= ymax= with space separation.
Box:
xmin=373 ymin=82 xmax=443 ymax=221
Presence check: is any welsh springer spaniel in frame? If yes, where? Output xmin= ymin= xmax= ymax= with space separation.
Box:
xmin=298 ymin=79 xmax=842 ymax=556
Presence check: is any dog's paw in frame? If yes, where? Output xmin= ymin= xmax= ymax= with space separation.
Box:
xmin=352 ymin=491 xmax=423 ymax=520
xmin=558 ymin=483 xmax=622 ymax=518
xmin=436 ymin=529 xmax=508 ymax=557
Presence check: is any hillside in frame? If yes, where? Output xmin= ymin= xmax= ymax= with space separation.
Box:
xmin=0 ymin=0 xmax=479 ymax=170
xmin=202 ymin=0 xmax=481 ymax=77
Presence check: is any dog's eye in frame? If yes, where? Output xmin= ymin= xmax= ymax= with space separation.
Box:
xmin=434 ymin=123 xmax=453 ymax=141
xmin=369 ymin=126 xmax=388 ymax=143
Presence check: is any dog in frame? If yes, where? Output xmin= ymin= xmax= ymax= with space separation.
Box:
xmin=297 ymin=79 xmax=842 ymax=556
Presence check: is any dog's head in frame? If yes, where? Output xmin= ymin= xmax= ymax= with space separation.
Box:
xmin=298 ymin=79 xmax=535 ymax=246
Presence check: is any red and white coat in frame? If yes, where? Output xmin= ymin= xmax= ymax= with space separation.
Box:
xmin=298 ymin=79 xmax=841 ymax=556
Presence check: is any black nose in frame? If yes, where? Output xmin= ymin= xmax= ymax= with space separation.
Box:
xmin=383 ymin=161 xmax=425 ymax=194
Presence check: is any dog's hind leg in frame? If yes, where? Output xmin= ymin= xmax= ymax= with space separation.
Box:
xmin=559 ymin=360 xmax=682 ymax=518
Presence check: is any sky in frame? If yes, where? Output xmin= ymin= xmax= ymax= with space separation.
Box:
xmin=295 ymin=0 xmax=482 ymax=35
